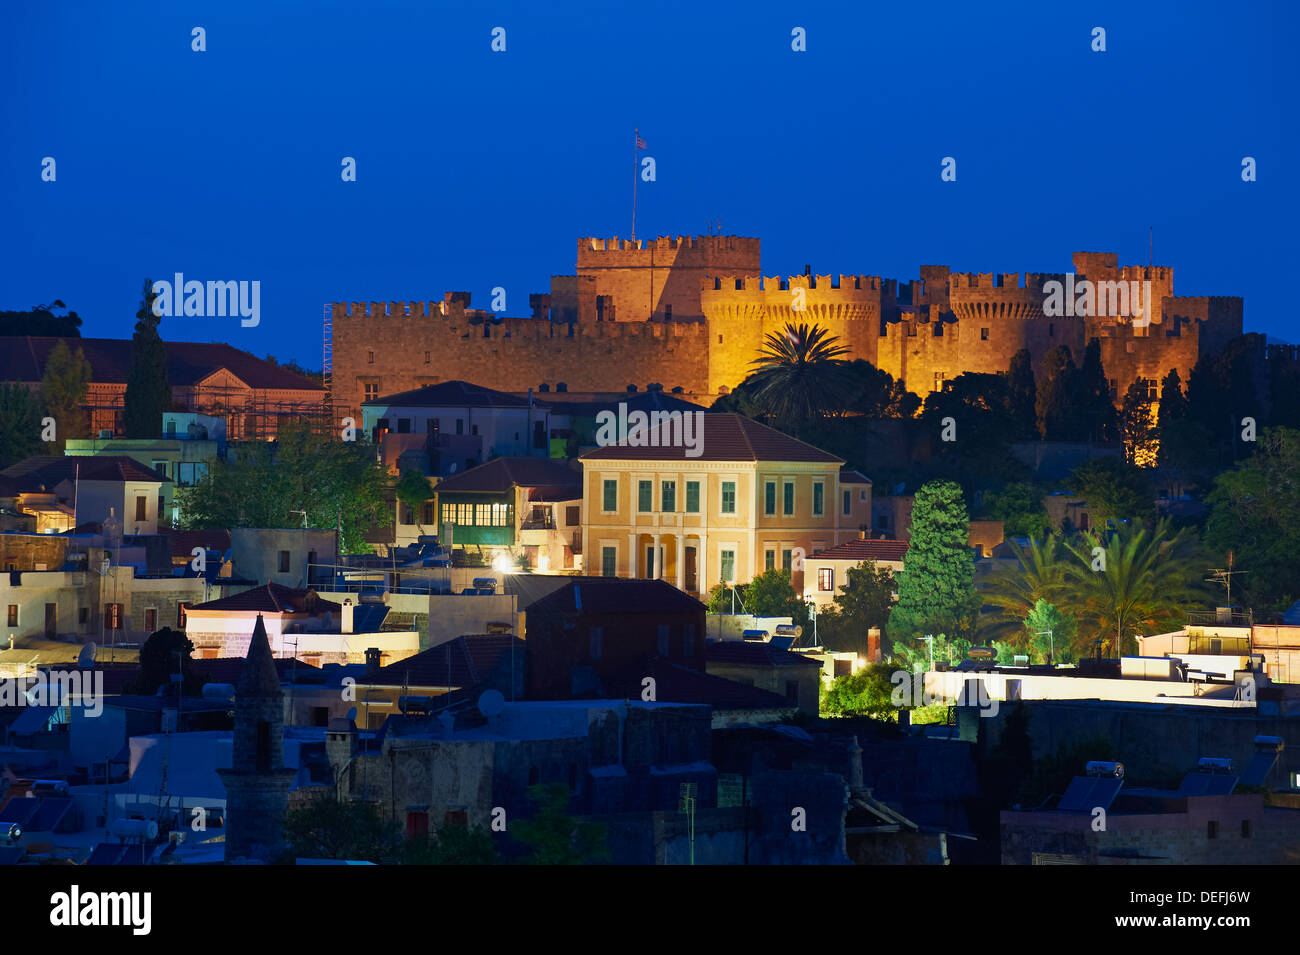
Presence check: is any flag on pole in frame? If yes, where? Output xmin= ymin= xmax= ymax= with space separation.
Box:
xmin=636 ymin=134 xmax=646 ymax=149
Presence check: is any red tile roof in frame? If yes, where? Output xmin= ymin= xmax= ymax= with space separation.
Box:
xmin=0 ymin=337 xmax=324 ymax=391
xmin=810 ymin=538 xmax=908 ymax=562
xmin=190 ymin=583 xmax=341 ymax=614
xmin=359 ymin=634 xmax=524 ymax=689
xmin=1 ymin=455 xmax=170 ymax=488
xmin=839 ymin=469 xmax=871 ymax=484
xmin=624 ymin=661 xmax=792 ymax=711
xmin=580 ymin=413 xmax=842 ymax=463
xmin=368 ymin=380 xmax=532 ymax=409
xmin=435 ymin=457 xmax=581 ymax=494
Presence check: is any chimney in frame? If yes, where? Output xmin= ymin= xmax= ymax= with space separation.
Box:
xmin=859 ymin=529 xmax=867 ymax=540
xmin=867 ymin=627 xmax=881 ymax=663
xmin=342 ymin=602 xmax=355 ymax=635
xmin=365 ymin=647 xmax=382 ymax=677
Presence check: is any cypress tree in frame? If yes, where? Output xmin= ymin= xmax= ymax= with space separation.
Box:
xmin=1007 ymin=349 xmax=1038 ymax=440
xmin=123 ymin=278 xmax=173 ymax=437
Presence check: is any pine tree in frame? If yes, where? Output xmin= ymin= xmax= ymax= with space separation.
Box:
xmin=0 ymin=383 xmax=45 ymax=467
xmin=39 ymin=340 xmax=92 ymax=452
xmin=123 ymin=278 xmax=172 ymax=438
xmin=887 ymin=480 xmax=981 ymax=647
xmin=1007 ymin=348 xmax=1038 ymax=440
xmin=1118 ymin=379 xmax=1156 ymax=464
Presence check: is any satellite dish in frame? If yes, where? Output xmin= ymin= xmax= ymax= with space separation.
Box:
xmin=76 ymin=642 xmax=97 ymax=668
xmin=477 ymin=689 xmax=505 ymax=718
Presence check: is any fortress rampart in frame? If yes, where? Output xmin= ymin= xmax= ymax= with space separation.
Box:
xmin=325 ymin=237 xmax=1249 ymax=424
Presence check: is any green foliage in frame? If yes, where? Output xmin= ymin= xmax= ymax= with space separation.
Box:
xmin=512 ymin=783 xmax=609 ymax=865
xmin=741 ymin=568 xmax=810 ymax=630
xmin=820 ymin=662 xmax=899 ymax=719
xmin=0 ymin=383 xmax=44 ymax=468
xmin=1036 ymin=346 xmax=1077 ymax=441
xmin=175 ymin=420 xmax=390 ymax=554
xmin=1205 ymin=427 xmax=1300 ymax=609
xmin=40 ymin=339 xmax=91 ymax=452
xmin=888 ymin=480 xmax=980 ymax=643
xmin=981 ymin=482 xmax=1049 ymax=540
xmin=398 ymin=823 xmax=500 ymax=865
xmin=1117 ymin=379 xmax=1157 ymax=464
xmin=893 ymin=633 xmax=971 ymax=671
xmin=1023 ymin=599 xmax=1077 ymax=664
xmin=1073 ymin=338 xmax=1118 ymax=443
xmin=123 ymin=278 xmax=173 ymax=438
xmin=842 ymin=359 xmax=920 ymax=419
xmin=285 ymin=797 xmax=401 ymax=863
xmin=1006 ymin=349 xmax=1039 ymax=440
xmin=126 ymin=627 xmax=202 ymax=695
xmin=815 ymin=560 xmax=896 ymax=655
xmin=0 ymin=300 xmax=82 ymax=336
xmin=395 ymin=469 xmax=434 ymax=514
xmin=920 ymin=372 xmax=1031 ymax=492
xmin=1063 ymin=518 xmax=1211 ymax=656
xmin=742 ymin=323 xmax=855 ymax=436
xmin=978 ymin=533 xmax=1072 ymax=641
xmin=1068 ymin=455 xmax=1155 ymax=526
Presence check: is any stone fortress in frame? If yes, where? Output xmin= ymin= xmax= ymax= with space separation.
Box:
xmin=326 ymin=234 xmax=1246 ymax=428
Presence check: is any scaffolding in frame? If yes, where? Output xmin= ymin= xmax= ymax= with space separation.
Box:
xmin=77 ymin=384 xmax=329 ymax=442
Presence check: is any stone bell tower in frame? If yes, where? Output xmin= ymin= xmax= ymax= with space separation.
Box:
xmin=218 ymin=613 xmax=295 ymax=862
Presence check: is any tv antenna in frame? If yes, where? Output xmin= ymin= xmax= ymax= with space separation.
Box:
xmin=1207 ymin=550 xmax=1248 ymax=604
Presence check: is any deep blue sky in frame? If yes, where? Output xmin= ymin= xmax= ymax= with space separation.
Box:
xmin=2 ymin=0 xmax=1295 ymax=367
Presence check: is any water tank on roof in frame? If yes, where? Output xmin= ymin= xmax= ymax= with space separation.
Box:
xmin=741 ymin=629 xmax=769 ymax=640
xmin=110 ymin=818 xmax=158 ymax=841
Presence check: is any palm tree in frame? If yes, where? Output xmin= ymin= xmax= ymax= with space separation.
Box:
xmin=744 ymin=322 xmax=854 ymax=436
xmin=978 ymin=534 xmax=1073 ymax=641
xmin=1063 ymin=518 xmax=1210 ymax=656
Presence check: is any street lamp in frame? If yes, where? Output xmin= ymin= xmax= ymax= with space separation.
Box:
xmin=923 ymin=634 xmax=934 ymax=672
xmin=1035 ymin=629 xmax=1054 ymax=666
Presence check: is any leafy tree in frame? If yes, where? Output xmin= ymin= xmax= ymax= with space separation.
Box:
xmin=888 ymin=480 xmax=980 ymax=644
xmin=842 ymin=359 xmax=920 ymax=419
xmin=741 ymin=567 xmax=810 ymax=630
xmin=398 ymin=823 xmax=499 ymax=865
xmin=919 ymin=372 xmax=1028 ymax=492
xmin=1155 ymin=368 xmax=1193 ymax=468
xmin=815 ymin=560 xmax=896 ymax=655
xmin=0 ymin=300 xmax=83 ymax=336
xmin=285 ymin=797 xmax=401 ymax=863
xmin=1036 ymin=346 xmax=1078 ymax=441
xmin=820 ymin=662 xmax=899 ymax=719
xmin=123 ymin=278 xmax=173 ymax=438
xmin=395 ymin=469 xmax=434 ymax=531
xmin=1006 ymin=348 xmax=1039 ymax=440
xmin=39 ymin=339 xmax=91 ymax=452
xmin=126 ymin=627 xmax=202 ymax=695
xmin=1063 ymin=518 xmax=1210 ymax=656
xmin=1117 ymin=379 xmax=1157 ymax=465
xmin=1204 ymin=427 xmax=1300 ymax=609
xmin=892 ymin=632 xmax=971 ymax=671
xmin=176 ymin=420 xmax=390 ymax=554
xmin=0 ymin=383 xmax=44 ymax=468
xmin=981 ymin=481 xmax=1049 ymax=540
xmin=1068 ymin=455 xmax=1154 ymax=525
xmin=743 ymin=323 xmax=855 ymax=436
xmin=1023 ymin=599 xmax=1077 ymax=664
xmin=512 ymin=783 xmax=608 ymax=865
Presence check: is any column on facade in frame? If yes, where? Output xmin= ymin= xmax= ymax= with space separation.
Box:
xmin=628 ymin=533 xmax=637 ymax=579
xmin=652 ymin=534 xmax=662 ymax=580
xmin=675 ymin=535 xmax=684 ymax=591
xmin=697 ymin=534 xmax=707 ymax=594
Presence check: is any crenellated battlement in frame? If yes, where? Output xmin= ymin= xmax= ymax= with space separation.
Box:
xmin=700 ymin=273 xmax=893 ymax=297
xmin=581 ymin=234 xmax=760 ymax=255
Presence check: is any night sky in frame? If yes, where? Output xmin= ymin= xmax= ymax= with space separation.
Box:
xmin=2 ymin=0 xmax=1295 ymax=367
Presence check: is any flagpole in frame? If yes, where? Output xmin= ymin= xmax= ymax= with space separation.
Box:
xmin=632 ymin=127 xmax=638 ymax=241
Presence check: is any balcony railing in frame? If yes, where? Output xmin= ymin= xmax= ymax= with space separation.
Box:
xmin=1186 ymin=610 xmax=1253 ymax=627
xmin=520 ymin=517 xmax=556 ymax=530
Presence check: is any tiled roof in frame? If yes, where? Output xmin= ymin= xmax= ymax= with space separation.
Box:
xmin=839 ymin=469 xmax=871 ymax=484
xmin=541 ymin=390 xmax=708 ymax=416
xmin=192 ymin=656 xmax=324 ymax=686
xmin=580 ymin=413 xmax=842 ymax=463
xmin=360 ymin=634 xmax=524 ymax=689
xmin=190 ymin=583 xmax=341 ymax=614
xmin=1 ymin=455 xmax=170 ymax=488
xmin=368 ymin=380 xmax=532 ymax=409
xmin=705 ymin=640 xmax=823 ymax=669
xmin=435 ymin=457 xmax=581 ymax=494
xmin=810 ymin=538 xmax=908 ymax=562
xmin=627 ymin=661 xmax=792 ymax=710
xmin=520 ymin=576 xmax=706 ymax=615
xmin=0 ymin=337 xmax=324 ymax=391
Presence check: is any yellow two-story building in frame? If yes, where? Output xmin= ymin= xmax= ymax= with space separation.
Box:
xmin=580 ymin=413 xmax=870 ymax=596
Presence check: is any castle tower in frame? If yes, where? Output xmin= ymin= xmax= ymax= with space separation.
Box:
xmin=218 ymin=614 xmax=295 ymax=863
xmin=576 ymin=235 xmax=761 ymax=323
xmin=700 ymin=274 xmax=891 ymax=397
